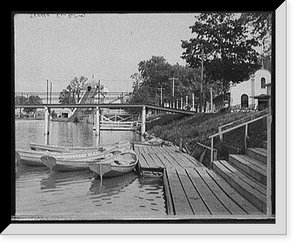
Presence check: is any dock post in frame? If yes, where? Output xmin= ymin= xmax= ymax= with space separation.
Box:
xmin=95 ymin=107 xmax=100 ymax=136
xmin=141 ymin=106 xmax=146 ymax=135
xmin=44 ymin=107 xmax=50 ymax=145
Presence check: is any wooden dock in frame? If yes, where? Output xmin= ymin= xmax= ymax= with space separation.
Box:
xmin=133 ymin=144 xmax=264 ymax=216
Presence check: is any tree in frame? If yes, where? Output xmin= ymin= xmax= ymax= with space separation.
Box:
xmin=181 ymin=13 xmax=261 ymax=94
xmin=240 ymin=12 xmax=272 ymax=51
xmin=59 ymin=76 xmax=88 ymax=104
xmin=138 ymin=55 xmax=173 ymax=95
xmin=15 ymin=95 xmax=28 ymax=105
xmin=22 ymin=95 xmax=43 ymax=115
xmin=129 ymin=56 xmax=200 ymax=106
xmin=129 ymin=56 xmax=173 ymax=105
xmin=240 ymin=12 xmax=272 ymax=71
xmin=59 ymin=86 xmax=76 ymax=104
xmin=131 ymin=72 xmax=143 ymax=94
xmin=69 ymin=76 xmax=88 ymax=102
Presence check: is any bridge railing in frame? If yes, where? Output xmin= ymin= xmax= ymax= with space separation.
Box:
xmin=15 ymin=91 xmax=200 ymax=112
xmin=14 ymin=103 xmax=196 ymax=115
xmin=14 ymin=91 xmax=132 ymax=104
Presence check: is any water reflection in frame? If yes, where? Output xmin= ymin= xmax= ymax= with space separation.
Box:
xmin=40 ymin=170 xmax=94 ymax=190
xmin=89 ymin=171 xmax=137 ymax=195
xmin=15 ymin=120 xmax=166 ymax=218
xmin=16 ymin=164 xmax=48 ymax=180
xmin=15 ymin=120 xmax=141 ymax=149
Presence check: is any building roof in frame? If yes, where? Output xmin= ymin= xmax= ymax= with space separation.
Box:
xmin=61 ymin=108 xmax=72 ymax=114
xmin=252 ymin=94 xmax=271 ymax=99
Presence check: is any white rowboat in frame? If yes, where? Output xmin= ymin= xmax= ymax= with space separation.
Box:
xmin=89 ymin=150 xmax=138 ymax=178
xmin=30 ymin=140 xmax=130 ymax=153
xmin=16 ymin=141 xmax=131 ymax=167
xmin=40 ymin=146 xmax=129 ymax=171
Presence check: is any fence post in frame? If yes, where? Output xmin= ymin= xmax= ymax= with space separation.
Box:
xmin=181 ymin=97 xmax=183 ymax=110
xmin=244 ymin=123 xmax=248 ymax=152
xmin=95 ymin=107 xmax=100 ymax=136
xmin=179 ymin=138 xmax=183 ymax=151
xmin=141 ymin=106 xmax=146 ymax=135
xmin=191 ymin=93 xmax=195 ymax=111
xmin=218 ymin=127 xmax=223 ymax=141
xmin=210 ymin=87 xmax=214 ymax=112
xmin=210 ymin=137 xmax=214 ymax=164
xmin=44 ymin=107 xmax=50 ymax=145
xmin=186 ymin=95 xmax=188 ymax=109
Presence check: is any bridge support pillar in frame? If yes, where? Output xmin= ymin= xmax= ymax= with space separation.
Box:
xmin=44 ymin=107 xmax=50 ymax=145
xmin=141 ymin=106 xmax=146 ymax=136
xmin=95 ymin=107 xmax=100 ymax=136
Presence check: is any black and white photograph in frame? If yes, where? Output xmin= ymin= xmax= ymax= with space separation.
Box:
xmin=7 ymin=5 xmax=288 ymax=236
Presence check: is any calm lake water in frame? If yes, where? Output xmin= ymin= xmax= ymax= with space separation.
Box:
xmin=15 ymin=120 xmax=167 ymax=220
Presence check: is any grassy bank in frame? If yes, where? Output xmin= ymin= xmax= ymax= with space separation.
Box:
xmin=147 ymin=112 xmax=267 ymax=163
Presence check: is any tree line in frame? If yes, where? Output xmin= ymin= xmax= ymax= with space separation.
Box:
xmin=15 ymin=12 xmax=272 ymax=115
xmin=128 ymin=12 xmax=272 ymax=111
xmin=15 ymin=94 xmax=43 ymax=116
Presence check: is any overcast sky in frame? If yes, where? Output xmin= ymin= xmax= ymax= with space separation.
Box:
xmin=14 ymin=13 xmax=198 ymax=94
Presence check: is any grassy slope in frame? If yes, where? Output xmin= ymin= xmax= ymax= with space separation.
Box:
xmin=148 ymin=112 xmax=267 ymax=161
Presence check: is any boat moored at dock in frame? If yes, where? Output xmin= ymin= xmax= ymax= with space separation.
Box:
xmin=40 ymin=145 xmax=130 ymax=171
xmin=89 ymin=150 xmax=138 ymax=178
xmin=29 ymin=140 xmax=131 ymax=153
xmin=16 ymin=140 xmax=132 ymax=168
xmin=16 ymin=149 xmax=61 ymax=167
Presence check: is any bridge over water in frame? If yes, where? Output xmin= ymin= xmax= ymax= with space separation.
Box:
xmin=15 ymin=102 xmax=196 ymax=145
xmin=14 ymin=103 xmax=196 ymax=115
xmin=15 ymin=84 xmax=198 ymax=145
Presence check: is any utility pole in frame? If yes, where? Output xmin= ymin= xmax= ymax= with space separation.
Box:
xmin=141 ymin=106 xmax=146 ymax=136
xmin=160 ymin=86 xmax=163 ymax=106
xmin=49 ymin=82 xmax=53 ymax=104
xmin=98 ymin=80 xmax=101 ymax=104
xmin=200 ymin=48 xmax=204 ymax=113
xmin=191 ymin=93 xmax=195 ymax=111
xmin=46 ymin=80 xmax=49 ymax=104
xmin=20 ymin=92 xmax=23 ymax=116
xmin=261 ymin=40 xmax=264 ymax=69
xmin=168 ymin=77 xmax=179 ymax=108
xmin=210 ymin=87 xmax=214 ymax=113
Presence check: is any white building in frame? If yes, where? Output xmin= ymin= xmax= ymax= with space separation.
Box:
xmin=59 ymin=108 xmax=72 ymax=118
xmin=230 ymin=69 xmax=271 ymax=111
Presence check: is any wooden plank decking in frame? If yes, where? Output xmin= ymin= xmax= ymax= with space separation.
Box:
xmin=133 ymin=144 xmax=264 ymax=216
